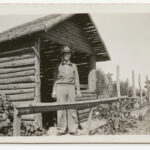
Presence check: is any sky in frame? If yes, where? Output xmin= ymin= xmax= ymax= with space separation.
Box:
xmin=0 ymin=14 xmax=149 ymax=88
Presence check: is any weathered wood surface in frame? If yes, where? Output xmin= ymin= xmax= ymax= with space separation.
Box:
xmin=0 ymin=66 xmax=35 ymax=74
xmin=15 ymin=96 xmax=128 ymax=116
xmin=0 ymin=83 xmax=35 ymax=90
xmin=0 ymin=93 xmax=34 ymax=102
xmin=139 ymin=74 xmax=142 ymax=106
xmin=0 ymin=58 xmax=35 ymax=69
xmin=132 ymin=70 xmax=136 ymax=98
xmin=0 ymin=47 xmax=33 ymax=57
xmin=0 ymin=53 xmax=34 ymax=63
xmin=88 ymin=55 xmax=96 ymax=91
xmin=0 ymin=70 xmax=35 ymax=79
xmin=0 ymin=76 xmax=34 ymax=84
xmin=116 ymin=65 xmax=121 ymax=97
xmin=0 ymin=88 xmax=34 ymax=95
xmin=34 ymin=39 xmax=42 ymax=127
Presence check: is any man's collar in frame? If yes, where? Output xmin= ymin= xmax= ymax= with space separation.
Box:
xmin=61 ymin=61 xmax=73 ymax=66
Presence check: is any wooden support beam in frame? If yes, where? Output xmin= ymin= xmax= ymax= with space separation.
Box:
xmin=34 ymin=38 xmax=42 ymax=127
xmin=88 ymin=55 xmax=96 ymax=91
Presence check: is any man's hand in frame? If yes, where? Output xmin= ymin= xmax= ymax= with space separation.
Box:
xmin=52 ymin=91 xmax=56 ymax=98
xmin=76 ymin=91 xmax=82 ymax=97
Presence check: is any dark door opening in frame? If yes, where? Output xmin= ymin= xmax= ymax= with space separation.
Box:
xmin=40 ymin=40 xmax=61 ymax=129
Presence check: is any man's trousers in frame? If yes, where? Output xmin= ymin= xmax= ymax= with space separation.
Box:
xmin=56 ymin=84 xmax=78 ymax=133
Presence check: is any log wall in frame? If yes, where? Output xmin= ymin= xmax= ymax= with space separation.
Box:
xmin=0 ymin=45 xmax=36 ymax=122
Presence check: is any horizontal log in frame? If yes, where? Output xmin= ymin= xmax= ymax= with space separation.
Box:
xmin=0 ymin=83 xmax=35 ymax=90
xmin=0 ymin=88 xmax=34 ymax=95
xmin=4 ymin=93 xmax=34 ymax=102
xmin=0 ymin=66 xmax=35 ymax=74
xmin=0 ymin=58 xmax=35 ymax=69
xmin=0 ymin=70 xmax=35 ymax=79
xmin=0 ymin=53 xmax=34 ymax=63
xmin=0 ymin=76 xmax=35 ymax=84
xmin=0 ymin=47 xmax=33 ymax=57
xmin=16 ymin=96 xmax=128 ymax=116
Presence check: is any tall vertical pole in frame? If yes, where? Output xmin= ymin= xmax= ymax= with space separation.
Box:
xmin=146 ymin=75 xmax=150 ymax=103
xmin=132 ymin=70 xmax=136 ymax=98
xmin=116 ymin=65 xmax=121 ymax=98
xmin=34 ymin=38 xmax=42 ymax=127
xmin=132 ymin=70 xmax=137 ymax=108
xmin=116 ymin=65 xmax=121 ymax=110
xmin=138 ymin=74 xmax=142 ymax=107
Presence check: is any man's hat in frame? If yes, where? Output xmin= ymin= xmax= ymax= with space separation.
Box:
xmin=61 ymin=46 xmax=72 ymax=53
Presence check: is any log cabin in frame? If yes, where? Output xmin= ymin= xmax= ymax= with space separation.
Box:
xmin=0 ymin=14 xmax=110 ymax=128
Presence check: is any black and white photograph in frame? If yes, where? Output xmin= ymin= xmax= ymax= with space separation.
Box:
xmin=0 ymin=3 xmax=150 ymax=144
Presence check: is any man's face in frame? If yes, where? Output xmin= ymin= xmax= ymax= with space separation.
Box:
xmin=63 ymin=52 xmax=71 ymax=61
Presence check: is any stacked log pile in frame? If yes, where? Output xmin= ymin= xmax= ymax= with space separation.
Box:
xmin=0 ymin=47 xmax=36 ymax=122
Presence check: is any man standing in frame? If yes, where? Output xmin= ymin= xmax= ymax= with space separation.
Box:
xmin=52 ymin=46 xmax=82 ymax=135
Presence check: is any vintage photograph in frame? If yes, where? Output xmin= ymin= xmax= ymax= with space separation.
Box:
xmin=0 ymin=3 xmax=150 ymax=143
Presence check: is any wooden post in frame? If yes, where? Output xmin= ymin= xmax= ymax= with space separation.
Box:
xmin=116 ymin=66 xmax=121 ymax=109
xmin=132 ymin=71 xmax=136 ymax=98
xmin=146 ymin=75 xmax=150 ymax=103
xmin=88 ymin=54 xmax=96 ymax=91
xmin=13 ymin=107 xmax=21 ymax=136
xmin=86 ymin=107 xmax=94 ymax=135
xmin=138 ymin=74 xmax=142 ymax=107
xmin=116 ymin=65 xmax=121 ymax=97
xmin=34 ymin=39 xmax=42 ymax=127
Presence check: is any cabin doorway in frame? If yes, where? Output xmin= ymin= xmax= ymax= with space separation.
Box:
xmin=40 ymin=40 xmax=62 ymax=129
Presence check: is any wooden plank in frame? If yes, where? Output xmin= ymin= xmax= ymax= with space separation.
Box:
xmin=0 ymin=70 xmax=35 ymax=79
xmin=16 ymin=96 xmax=128 ymax=116
xmin=0 ymin=57 xmax=35 ymax=69
xmin=0 ymin=76 xmax=35 ymax=84
xmin=0 ymin=83 xmax=35 ymax=90
xmin=0 ymin=66 xmax=35 ymax=74
xmin=0 ymin=88 xmax=34 ymax=95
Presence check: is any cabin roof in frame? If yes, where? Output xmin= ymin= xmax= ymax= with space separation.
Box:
xmin=0 ymin=14 xmax=110 ymax=61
